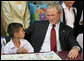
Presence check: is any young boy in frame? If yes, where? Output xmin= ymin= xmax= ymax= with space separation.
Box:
xmin=3 ymin=23 xmax=34 ymax=54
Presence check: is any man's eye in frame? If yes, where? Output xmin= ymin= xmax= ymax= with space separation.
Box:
xmin=51 ymin=14 xmax=54 ymax=16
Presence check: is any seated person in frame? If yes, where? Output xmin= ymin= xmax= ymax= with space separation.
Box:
xmin=3 ymin=23 xmax=34 ymax=54
xmin=25 ymin=2 xmax=82 ymax=59
xmin=4 ymin=2 xmax=82 ymax=59
xmin=1 ymin=37 xmax=6 ymax=54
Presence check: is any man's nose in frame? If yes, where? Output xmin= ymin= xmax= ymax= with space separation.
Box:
xmin=48 ymin=16 xmax=53 ymax=20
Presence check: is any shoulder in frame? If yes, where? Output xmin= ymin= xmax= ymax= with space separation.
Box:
xmin=33 ymin=20 xmax=49 ymax=26
xmin=60 ymin=22 xmax=73 ymax=31
xmin=20 ymin=39 xmax=32 ymax=47
xmin=20 ymin=39 xmax=30 ymax=44
xmin=34 ymin=20 xmax=49 ymax=24
xmin=20 ymin=39 xmax=27 ymax=42
xmin=4 ymin=40 xmax=12 ymax=48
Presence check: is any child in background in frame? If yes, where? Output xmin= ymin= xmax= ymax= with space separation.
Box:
xmin=1 ymin=37 xmax=6 ymax=54
xmin=4 ymin=23 xmax=34 ymax=54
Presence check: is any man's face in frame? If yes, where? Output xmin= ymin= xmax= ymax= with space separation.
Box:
xmin=46 ymin=6 xmax=60 ymax=25
xmin=64 ymin=1 xmax=75 ymax=7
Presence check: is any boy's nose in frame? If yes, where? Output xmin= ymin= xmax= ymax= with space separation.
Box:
xmin=24 ymin=31 xmax=25 ymax=34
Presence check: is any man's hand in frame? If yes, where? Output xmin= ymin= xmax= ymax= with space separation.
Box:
xmin=68 ymin=47 xmax=79 ymax=59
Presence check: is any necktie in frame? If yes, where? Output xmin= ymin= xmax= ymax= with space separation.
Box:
xmin=50 ymin=25 xmax=57 ymax=52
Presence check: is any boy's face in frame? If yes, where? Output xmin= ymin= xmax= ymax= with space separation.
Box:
xmin=16 ymin=27 xmax=25 ymax=39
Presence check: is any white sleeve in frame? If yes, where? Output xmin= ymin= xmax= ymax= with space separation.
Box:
xmin=3 ymin=44 xmax=11 ymax=54
xmin=76 ymin=33 xmax=83 ymax=49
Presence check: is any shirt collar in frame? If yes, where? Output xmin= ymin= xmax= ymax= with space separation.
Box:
xmin=62 ymin=3 xmax=67 ymax=9
xmin=49 ymin=21 xmax=60 ymax=29
xmin=10 ymin=38 xmax=16 ymax=49
xmin=62 ymin=3 xmax=74 ymax=10
xmin=10 ymin=38 xmax=24 ymax=49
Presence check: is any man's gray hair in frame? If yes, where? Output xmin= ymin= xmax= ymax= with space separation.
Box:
xmin=46 ymin=1 xmax=62 ymax=14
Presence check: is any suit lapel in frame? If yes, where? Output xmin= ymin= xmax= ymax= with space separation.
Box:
xmin=59 ymin=22 xmax=66 ymax=39
xmin=59 ymin=22 xmax=66 ymax=50
xmin=41 ymin=21 xmax=50 ymax=41
xmin=34 ymin=21 xmax=49 ymax=52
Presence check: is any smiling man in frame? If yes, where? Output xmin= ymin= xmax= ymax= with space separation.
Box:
xmin=24 ymin=2 xmax=82 ymax=59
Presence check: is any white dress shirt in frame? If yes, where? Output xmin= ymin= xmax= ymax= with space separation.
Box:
xmin=61 ymin=3 xmax=77 ymax=28
xmin=4 ymin=39 xmax=34 ymax=54
xmin=40 ymin=21 xmax=62 ymax=52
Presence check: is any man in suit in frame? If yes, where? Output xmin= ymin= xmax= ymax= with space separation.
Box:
xmin=25 ymin=2 xmax=82 ymax=59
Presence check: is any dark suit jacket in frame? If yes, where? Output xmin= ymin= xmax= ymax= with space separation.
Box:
xmin=73 ymin=1 xmax=83 ymax=38
xmin=25 ymin=20 xmax=82 ymax=52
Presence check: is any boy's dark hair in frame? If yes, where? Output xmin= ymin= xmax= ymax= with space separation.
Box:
xmin=7 ymin=23 xmax=23 ymax=37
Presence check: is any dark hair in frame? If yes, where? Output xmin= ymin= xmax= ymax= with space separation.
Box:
xmin=7 ymin=23 xmax=23 ymax=37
